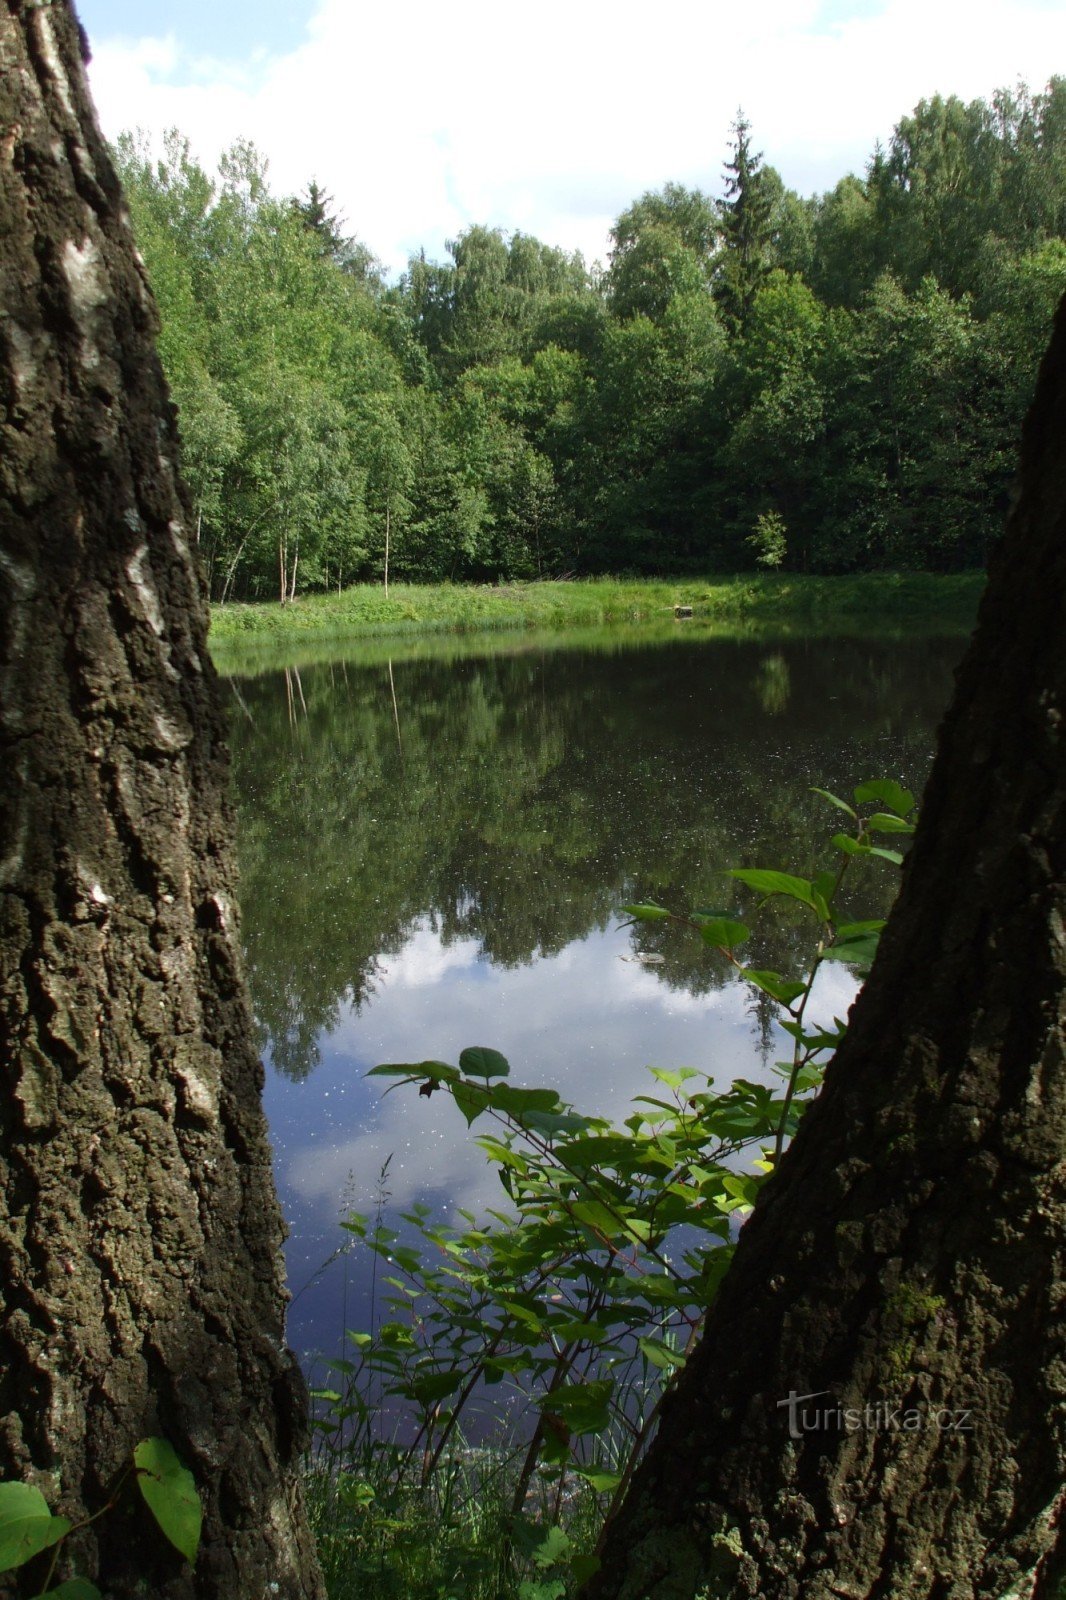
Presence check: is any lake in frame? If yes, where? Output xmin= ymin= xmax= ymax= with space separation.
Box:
xmin=218 ymin=624 xmax=968 ymax=1366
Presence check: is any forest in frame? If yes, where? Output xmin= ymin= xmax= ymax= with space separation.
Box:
xmin=3 ymin=4 xmax=1066 ymax=1591
xmin=114 ymin=81 xmax=1066 ymax=603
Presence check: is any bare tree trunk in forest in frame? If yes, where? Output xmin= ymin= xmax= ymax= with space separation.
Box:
xmin=585 ymin=298 xmax=1066 ymax=1600
xmin=0 ymin=5 xmax=324 ymax=1597
xmin=219 ymin=532 xmax=250 ymax=607
xmin=384 ymin=502 xmax=390 ymax=597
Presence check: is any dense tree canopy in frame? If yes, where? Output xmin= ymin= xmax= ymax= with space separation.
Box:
xmin=113 ymin=80 xmax=1066 ymax=601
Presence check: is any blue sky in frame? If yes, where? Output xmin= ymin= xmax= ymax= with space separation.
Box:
xmin=77 ymin=0 xmax=892 ymax=56
xmin=78 ymin=0 xmax=307 ymax=63
xmin=77 ymin=0 xmax=1065 ymax=275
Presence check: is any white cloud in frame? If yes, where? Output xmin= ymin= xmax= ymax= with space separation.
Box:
xmin=86 ymin=0 xmax=1066 ymax=276
xmin=273 ymin=918 xmax=857 ymax=1224
xmin=804 ymin=960 xmax=861 ymax=1034
xmin=377 ymin=925 xmax=483 ymax=990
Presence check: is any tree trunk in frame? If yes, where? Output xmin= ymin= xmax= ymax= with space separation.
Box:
xmin=0 ymin=5 xmax=324 ymax=1596
xmin=585 ymin=298 xmax=1066 ymax=1599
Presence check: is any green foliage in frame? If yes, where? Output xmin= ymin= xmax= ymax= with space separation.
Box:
xmin=718 ymin=111 xmax=776 ymax=326
xmin=312 ymin=782 xmax=914 ymax=1594
xmin=0 ymin=1484 xmax=70 ymax=1575
xmin=133 ymin=1439 xmax=203 ymax=1564
xmin=0 ymin=1439 xmax=200 ymax=1594
xmin=747 ymin=511 xmax=787 ymax=569
xmin=305 ymin=1438 xmax=603 ymax=1600
xmin=607 ymin=181 xmax=718 ymax=323
xmin=117 ymin=79 xmax=1066 ymax=604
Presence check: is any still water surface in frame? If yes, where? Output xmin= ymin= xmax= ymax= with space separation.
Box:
xmin=220 ymin=626 xmax=967 ymax=1362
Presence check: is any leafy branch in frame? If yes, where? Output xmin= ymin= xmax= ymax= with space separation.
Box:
xmin=0 ymin=1438 xmax=201 ymax=1597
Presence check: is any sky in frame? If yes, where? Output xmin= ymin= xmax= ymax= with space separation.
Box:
xmin=76 ymin=0 xmax=1065 ymax=276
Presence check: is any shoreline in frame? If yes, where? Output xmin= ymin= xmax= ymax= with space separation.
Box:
xmin=209 ymin=572 xmax=986 ymax=659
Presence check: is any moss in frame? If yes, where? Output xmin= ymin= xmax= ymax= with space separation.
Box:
xmin=885 ymin=1130 xmax=917 ymax=1157
xmin=694 ymin=1526 xmax=745 ymax=1599
xmin=882 ymin=1282 xmax=947 ymax=1384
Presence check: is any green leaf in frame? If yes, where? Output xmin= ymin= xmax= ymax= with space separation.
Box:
xmin=571 ymin=1553 xmax=603 ymax=1585
xmin=742 ymin=969 xmax=806 ymax=1006
xmin=573 ymin=1467 xmax=621 ymax=1494
xmin=519 ymin=1580 xmax=565 ymax=1600
xmin=459 ymin=1046 xmax=510 ymax=1080
xmin=539 ymin=1379 xmax=613 ymax=1434
xmin=853 ymin=779 xmax=914 ymax=817
xmin=638 ymin=1336 xmax=686 ymax=1372
xmin=497 ymin=1296 xmax=546 ymax=1332
xmin=367 ymin=1059 xmax=456 ymax=1080
xmin=36 ymin=1582 xmax=103 ymax=1600
xmin=826 ymin=931 xmax=881 ymax=965
xmin=812 ymin=869 xmax=837 ymax=907
xmin=698 ymin=918 xmax=749 ymax=950
xmin=474 ymin=1134 xmax=528 ymax=1171
xmin=810 ymin=786 xmax=857 ymax=818
xmin=729 ymin=869 xmax=818 ymax=910
xmin=133 ymin=1439 xmax=202 ymax=1564
xmin=620 ymin=903 xmax=671 ymax=922
xmin=835 ymin=918 xmax=885 ymax=939
xmin=634 ymin=1273 xmax=686 ymax=1307
xmin=453 ymin=1081 xmax=491 ymax=1126
xmin=531 ymin=1524 xmax=571 ymax=1568
xmin=408 ymin=1368 xmax=464 ymax=1405
xmin=521 ymin=1108 xmax=594 ymax=1137
xmin=780 ymin=1020 xmax=845 ymax=1050
xmin=571 ymin=1199 xmax=628 ymax=1238
xmin=0 ymin=1483 xmax=69 ymax=1574
xmin=865 ymin=812 xmax=915 ymax=834
xmin=833 ymin=834 xmax=902 ymax=865
xmin=648 ymin=1066 xmax=698 ymax=1089
xmin=488 ymin=1085 xmax=560 ymax=1117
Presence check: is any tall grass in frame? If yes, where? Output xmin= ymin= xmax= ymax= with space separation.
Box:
xmin=305 ymin=1433 xmax=605 ymax=1600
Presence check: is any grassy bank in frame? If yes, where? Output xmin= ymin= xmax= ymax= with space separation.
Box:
xmin=209 ymin=572 xmax=986 ymax=653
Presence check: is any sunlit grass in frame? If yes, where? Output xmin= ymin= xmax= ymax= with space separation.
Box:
xmin=209 ymin=572 xmax=985 ymax=656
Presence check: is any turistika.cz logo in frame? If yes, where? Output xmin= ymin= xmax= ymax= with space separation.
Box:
xmin=778 ymin=1390 xmax=975 ymax=1441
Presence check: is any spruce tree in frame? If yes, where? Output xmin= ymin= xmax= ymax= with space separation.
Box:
xmin=719 ymin=110 xmax=774 ymax=326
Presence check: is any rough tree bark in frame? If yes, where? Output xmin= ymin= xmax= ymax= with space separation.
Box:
xmin=0 ymin=3 xmax=324 ymax=1595
xmin=585 ymin=300 xmax=1066 ymax=1597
